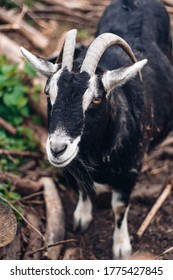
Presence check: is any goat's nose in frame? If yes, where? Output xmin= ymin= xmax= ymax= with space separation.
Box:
xmin=50 ymin=144 xmax=67 ymax=158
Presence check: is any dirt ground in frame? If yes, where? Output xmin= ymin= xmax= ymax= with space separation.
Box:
xmin=61 ymin=156 xmax=173 ymax=260
xmin=1 ymin=153 xmax=173 ymax=260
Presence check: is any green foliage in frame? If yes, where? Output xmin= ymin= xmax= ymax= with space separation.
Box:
xmin=77 ymin=28 xmax=91 ymax=40
xmin=0 ymin=55 xmax=43 ymax=214
xmin=0 ymin=0 xmax=35 ymax=9
xmin=0 ymin=55 xmax=41 ymax=172
xmin=0 ymin=0 xmax=16 ymax=9
xmin=0 ymin=183 xmax=21 ymax=203
xmin=0 ymin=183 xmax=25 ymax=220
xmin=0 ymin=56 xmax=38 ymax=126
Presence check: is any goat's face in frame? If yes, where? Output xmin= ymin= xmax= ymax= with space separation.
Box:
xmin=45 ymin=69 xmax=92 ymax=167
xmin=21 ymin=30 xmax=147 ymax=167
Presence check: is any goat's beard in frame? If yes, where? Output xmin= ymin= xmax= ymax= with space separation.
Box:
xmin=63 ymin=156 xmax=96 ymax=201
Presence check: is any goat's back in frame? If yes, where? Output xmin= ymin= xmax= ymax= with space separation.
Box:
xmin=97 ymin=0 xmax=172 ymax=68
xmin=96 ymin=0 xmax=173 ymax=147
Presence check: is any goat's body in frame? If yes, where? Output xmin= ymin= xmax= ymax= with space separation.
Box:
xmin=75 ymin=0 xmax=173 ymax=193
xmin=72 ymin=0 xmax=173 ymax=258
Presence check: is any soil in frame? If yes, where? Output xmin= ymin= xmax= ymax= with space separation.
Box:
xmin=61 ymin=156 xmax=173 ymax=260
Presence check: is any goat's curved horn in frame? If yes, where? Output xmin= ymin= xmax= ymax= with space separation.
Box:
xmin=80 ymin=33 xmax=138 ymax=75
xmin=61 ymin=29 xmax=77 ymax=71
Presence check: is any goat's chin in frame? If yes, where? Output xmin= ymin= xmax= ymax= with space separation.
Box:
xmin=48 ymin=147 xmax=78 ymax=168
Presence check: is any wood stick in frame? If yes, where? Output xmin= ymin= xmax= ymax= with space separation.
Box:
xmin=0 ymin=33 xmax=24 ymax=68
xmin=0 ymin=149 xmax=40 ymax=158
xmin=0 ymin=7 xmax=49 ymax=49
xmin=0 ymin=171 xmax=42 ymax=195
xmin=0 ymin=24 xmax=20 ymax=31
xmin=0 ymin=118 xmax=17 ymax=135
xmin=40 ymin=177 xmax=65 ymax=260
xmin=162 ymin=0 xmax=173 ymax=7
xmin=137 ymin=182 xmax=172 ymax=238
xmin=27 ymin=239 xmax=77 ymax=257
xmin=23 ymin=211 xmax=42 ymax=260
xmin=159 ymin=135 xmax=173 ymax=148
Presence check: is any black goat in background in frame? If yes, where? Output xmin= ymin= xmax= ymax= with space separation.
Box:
xmin=21 ymin=0 xmax=173 ymax=259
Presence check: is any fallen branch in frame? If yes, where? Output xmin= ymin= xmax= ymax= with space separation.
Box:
xmin=0 ymin=171 xmax=42 ymax=195
xmin=0 ymin=118 xmax=17 ymax=135
xmin=0 ymin=7 xmax=49 ymax=49
xmin=137 ymin=179 xmax=173 ymax=238
xmin=146 ymin=146 xmax=173 ymax=162
xmin=0 ymin=149 xmax=40 ymax=158
xmin=156 ymin=246 xmax=173 ymax=259
xmin=40 ymin=177 xmax=65 ymax=260
xmin=23 ymin=211 xmax=43 ymax=260
xmin=0 ymin=24 xmax=20 ymax=31
xmin=158 ymin=135 xmax=173 ymax=148
xmin=27 ymin=239 xmax=77 ymax=257
xmin=19 ymin=191 xmax=44 ymax=201
xmin=0 ymin=33 xmax=24 ymax=68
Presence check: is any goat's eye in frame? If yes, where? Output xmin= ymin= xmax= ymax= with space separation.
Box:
xmin=92 ymin=97 xmax=102 ymax=105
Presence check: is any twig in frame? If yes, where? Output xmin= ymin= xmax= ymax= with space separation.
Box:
xmin=0 ymin=7 xmax=49 ymax=49
xmin=27 ymin=239 xmax=77 ymax=257
xmin=0 ymin=196 xmax=47 ymax=251
xmin=0 ymin=33 xmax=24 ymax=68
xmin=156 ymin=246 xmax=173 ymax=259
xmin=0 ymin=149 xmax=40 ymax=158
xmin=0 ymin=118 xmax=17 ymax=135
xmin=0 ymin=171 xmax=42 ymax=195
xmin=137 ymin=181 xmax=172 ymax=238
xmin=0 ymin=24 xmax=19 ymax=31
xmin=19 ymin=191 xmax=44 ymax=201
xmin=11 ymin=0 xmax=51 ymax=30
xmin=15 ymin=4 xmax=28 ymax=25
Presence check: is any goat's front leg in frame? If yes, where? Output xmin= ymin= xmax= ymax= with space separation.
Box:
xmin=73 ymin=191 xmax=93 ymax=233
xmin=111 ymin=191 xmax=132 ymax=259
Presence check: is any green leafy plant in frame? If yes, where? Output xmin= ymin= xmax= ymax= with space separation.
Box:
xmin=0 ymin=55 xmax=41 ymax=172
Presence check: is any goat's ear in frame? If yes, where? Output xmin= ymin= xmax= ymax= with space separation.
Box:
xmin=20 ymin=47 xmax=59 ymax=77
xmin=102 ymin=59 xmax=148 ymax=92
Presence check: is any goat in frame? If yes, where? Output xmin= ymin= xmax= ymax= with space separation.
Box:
xmin=20 ymin=0 xmax=173 ymax=259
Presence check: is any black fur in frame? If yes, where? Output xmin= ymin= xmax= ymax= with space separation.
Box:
xmin=47 ymin=0 xmax=173 ymax=205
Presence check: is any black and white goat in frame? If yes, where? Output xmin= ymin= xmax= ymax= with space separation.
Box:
xmin=21 ymin=0 xmax=173 ymax=259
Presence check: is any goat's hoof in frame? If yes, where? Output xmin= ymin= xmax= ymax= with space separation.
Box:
xmin=113 ymin=241 xmax=132 ymax=260
xmin=73 ymin=215 xmax=92 ymax=233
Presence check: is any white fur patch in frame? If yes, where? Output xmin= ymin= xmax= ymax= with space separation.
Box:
xmin=111 ymin=191 xmax=132 ymax=259
xmin=94 ymin=182 xmax=111 ymax=195
xmin=82 ymin=75 xmax=98 ymax=112
xmin=73 ymin=192 xmax=93 ymax=231
xmin=46 ymin=127 xmax=80 ymax=167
